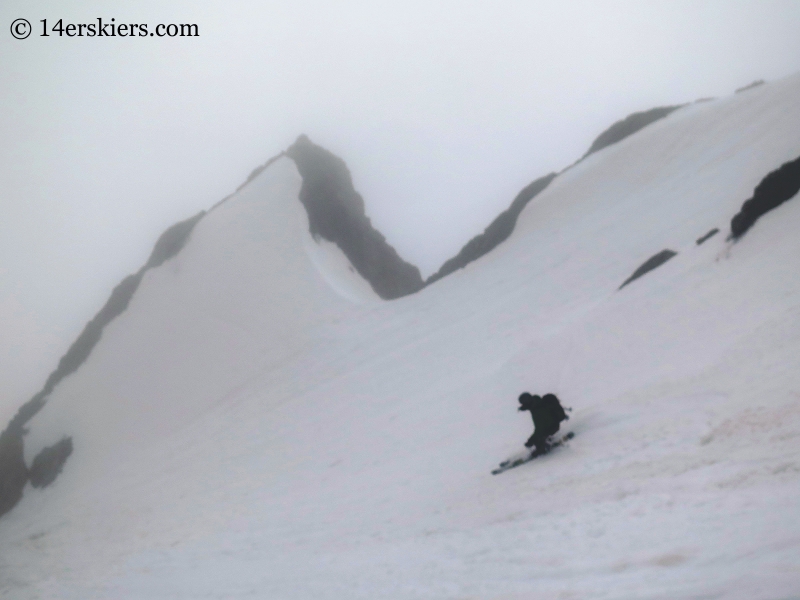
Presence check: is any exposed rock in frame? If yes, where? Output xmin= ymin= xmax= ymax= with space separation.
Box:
xmin=735 ymin=80 xmax=765 ymax=94
xmin=428 ymin=104 xmax=691 ymax=285
xmin=0 ymin=429 xmax=28 ymax=518
xmin=211 ymin=152 xmax=288 ymax=212
xmin=582 ymin=105 xmax=683 ymax=159
xmin=237 ymin=153 xmax=287 ymax=194
xmin=619 ymin=249 xmax=677 ymax=290
xmin=696 ymin=228 xmax=719 ymax=245
xmin=0 ymin=210 xmax=206 ymax=517
xmin=145 ymin=211 xmax=205 ymax=269
xmin=46 ymin=272 xmax=143 ymax=396
xmin=29 ymin=438 xmax=73 ymax=489
xmin=286 ymin=135 xmax=425 ymax=300
xmin=6 ymin=391 xmax=47 ymax=435
xmin=730 ymin=155 xmax=800 ymax=240
xmin=426 ymin=173 xmax=556 ymax=285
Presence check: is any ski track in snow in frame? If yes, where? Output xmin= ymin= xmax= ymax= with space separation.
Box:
xmin=2 ymin=75 xmax=800 ymax=599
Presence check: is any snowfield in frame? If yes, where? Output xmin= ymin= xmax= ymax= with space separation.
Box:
xmin=2 ymin=75 xmax=800 ymax=599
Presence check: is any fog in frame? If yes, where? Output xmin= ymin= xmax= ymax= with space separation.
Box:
xmin=2 ymin=0 xmax=800 ymax=413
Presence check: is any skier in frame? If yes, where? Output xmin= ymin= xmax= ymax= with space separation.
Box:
xmin=518 ymin=392 xmax=569 ymax=453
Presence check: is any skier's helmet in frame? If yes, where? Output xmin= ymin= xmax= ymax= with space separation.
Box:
xmin=518 ymin=393 xmax=541 ymax=409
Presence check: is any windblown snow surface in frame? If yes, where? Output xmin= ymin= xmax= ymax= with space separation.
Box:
xmin=3 ymin=75 xmax=800 ymax=600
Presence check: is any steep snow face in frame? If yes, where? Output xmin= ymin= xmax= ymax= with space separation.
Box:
xmin=3 ymin=75 xmax=800 ymax=599
xmin=19 ymin=156 xmax=374 ymax=459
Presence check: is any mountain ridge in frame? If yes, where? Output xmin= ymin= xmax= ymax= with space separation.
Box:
xmin=2 ymin=74 xmax=800 ymax=597
xmin=3 ymin=76 xmax=798 ymax=524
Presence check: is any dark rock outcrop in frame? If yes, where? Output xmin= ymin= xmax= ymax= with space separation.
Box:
xmin=210 ymin=153 xmax=287 ymax=212
xmin=45 ymin=273 xmax=143 ymax=398
xmin=619 ymin=249 xmax=677 ymax=290
xmin=237 ymin=153 xmax=287 ymax=194
xmin=145 ymin=211 xmax=205 ymax=269
xmin=29 ymin=438 xmax=73 ymax=489
xmin=427 ymin=103 xmax=693 ymax=285
xmin=730 ymin=155 xmax=800 ymax=240
xmin=582 ymin=105 xmax=683 ymax=159
xmin=30 ymin=210 xmax=206 ymax=415
xmin=735 ymin=80 xmax=765 ymax=94
xmin=286 ymin=135 xmax=425 ymax=299
xmin=696 ymin=228 xmax=719 ymax=245
xmin=0 ymin=211 xmax=205 ymax=518
xmin=0 ymin=428 xmax=28 ymax=517
xmin=426 ymin=173 xmax=556 ymax=285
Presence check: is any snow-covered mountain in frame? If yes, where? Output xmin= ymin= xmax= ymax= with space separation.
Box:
xmin=2 ymin=74 xmax=800 ymax=599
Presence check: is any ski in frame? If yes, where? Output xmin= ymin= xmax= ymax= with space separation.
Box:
xmin=492 ymin=431 xmax=574 ymax=475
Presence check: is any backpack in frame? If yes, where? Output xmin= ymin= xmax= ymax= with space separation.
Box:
xmin=542 ymin=394 xmax=568 ymax=422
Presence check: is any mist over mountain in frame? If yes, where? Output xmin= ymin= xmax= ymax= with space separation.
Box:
xmin=2 ymin=75 xmax=800 ymax=598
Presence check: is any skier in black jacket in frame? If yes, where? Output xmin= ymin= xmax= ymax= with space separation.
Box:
xmin=518 ymin=392 xmax=569 ymax=453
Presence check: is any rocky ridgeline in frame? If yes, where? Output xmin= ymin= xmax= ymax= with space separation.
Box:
xmin=6 ymin=88 xmax=794 ymax=519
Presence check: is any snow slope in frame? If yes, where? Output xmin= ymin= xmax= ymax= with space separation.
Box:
xmin=2 ymin=74 xmax=800 ymax=599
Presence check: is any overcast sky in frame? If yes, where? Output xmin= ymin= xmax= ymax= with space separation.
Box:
xmin=2 ymin=0 xmax=800 ymax=412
